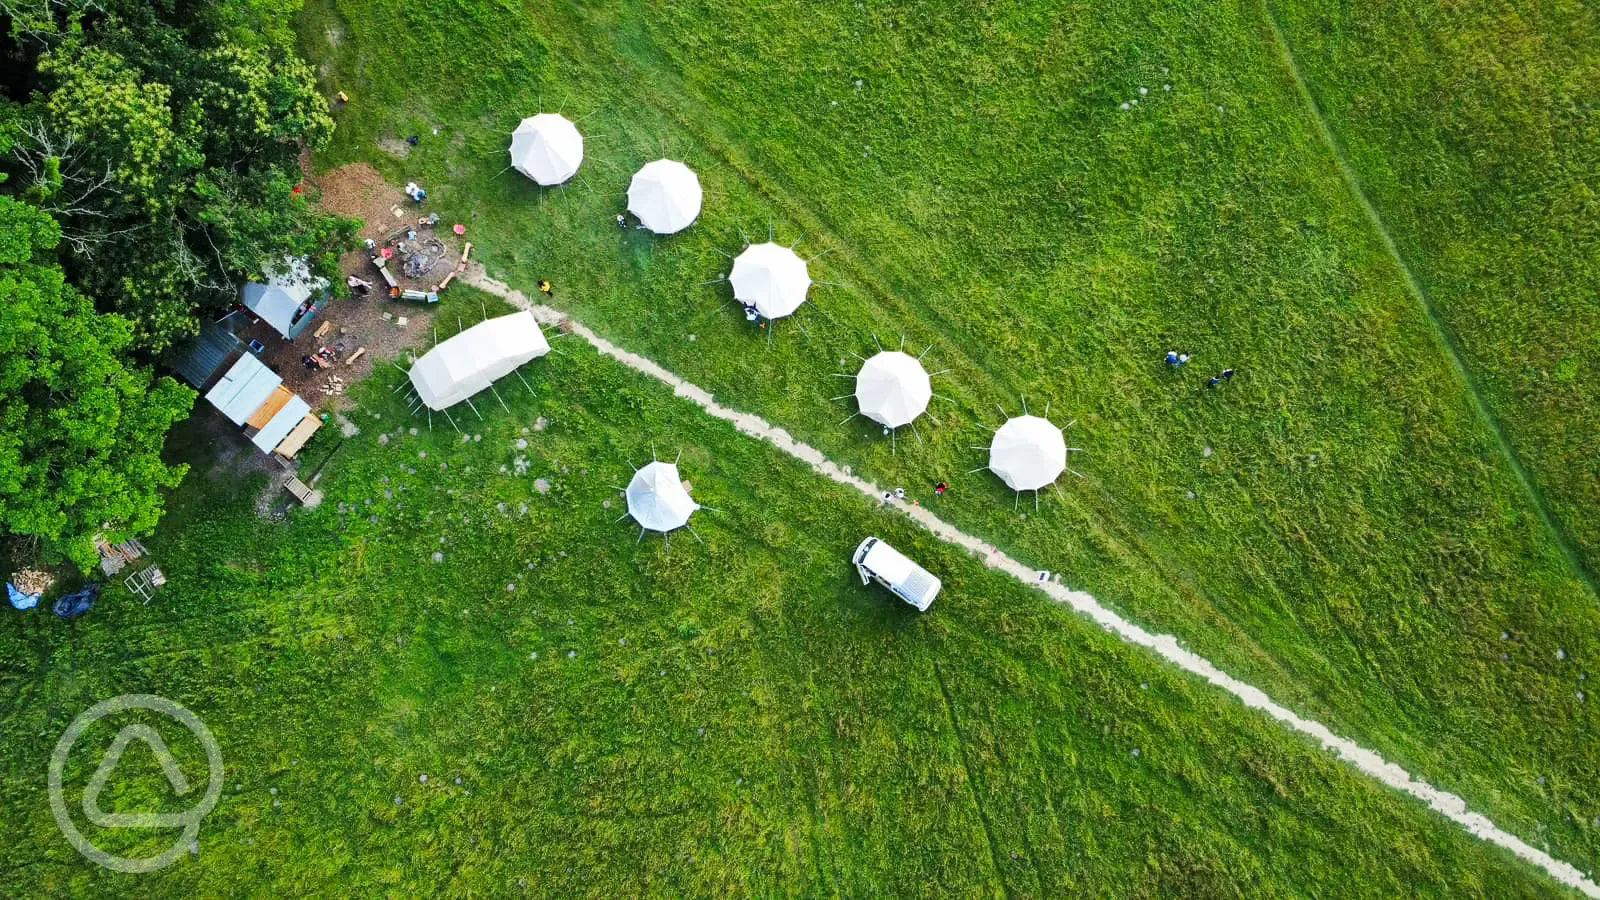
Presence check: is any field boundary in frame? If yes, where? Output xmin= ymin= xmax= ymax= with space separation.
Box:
xmin=1256 ymin=0 xmax=1599 ymax=602
xmin=462 ymin=264 xmax=1598 ymax=896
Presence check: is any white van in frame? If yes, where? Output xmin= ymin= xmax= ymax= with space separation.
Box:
xmin=853 ymin=537 xmax=941 ymax=612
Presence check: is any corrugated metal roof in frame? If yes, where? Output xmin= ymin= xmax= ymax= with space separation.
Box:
xmin=172 ymin=323 xmax=243 ymax=388
xmin=205 ymin=353 xmax=282 ymax=425
xmin=252 ymin=395 xmax=311 ymax=452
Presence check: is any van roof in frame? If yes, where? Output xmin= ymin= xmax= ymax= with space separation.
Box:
xmin=862 ymin=540 xmax=914 ymax=584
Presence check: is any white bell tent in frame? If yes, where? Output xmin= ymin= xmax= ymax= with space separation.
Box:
xmin=509 ymin=114 xmax=584 ymax=186
xmin=987 ymin=415 xmax=1067 ymax=491
xmin=854 ymin=351 xmax=931 ymax=429
xmin=730 ymin=242 xmax=811 ymax=320
xmin=409 ymin=310 xmax=550 ymax=411
xmin=627 ymin=160 xmax=703 ymax=234
xmin=625 ymin=461 xmax=700 ymax=533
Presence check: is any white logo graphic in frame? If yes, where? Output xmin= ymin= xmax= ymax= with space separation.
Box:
xmin=48 ymin=694 xmax=224 ymax=873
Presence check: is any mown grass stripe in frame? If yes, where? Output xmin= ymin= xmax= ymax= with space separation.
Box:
xmin=1256 ymin=0 xmax=1600 ymax=604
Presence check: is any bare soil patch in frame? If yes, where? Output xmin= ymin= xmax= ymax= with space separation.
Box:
xmin=248 ymin=162 xmax=474 ymax=408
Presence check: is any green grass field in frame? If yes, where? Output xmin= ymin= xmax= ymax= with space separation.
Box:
xmin=1270 ymin=0 xmax=1600 ymax=583
xmin=2 ymin=0 xmax=1597 ymax=891
xmin=0 ymin=289 xmax=1565 ymax=894
xmin=285 ymin=0 xmax=1599 ymax=874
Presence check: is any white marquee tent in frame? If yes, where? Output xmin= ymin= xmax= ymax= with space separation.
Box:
xmin=988 ymin=415 xmax=1066 ymax=491
xmin=854 ymin=351 xmax=931 ymax=429
xmin=625 ymin=461 xmax=699 ymax=533
xmin=731 ymin=242 xmax=811 ymax=320
xmin=509 ymin=114 xmax=584 ymax=186
xmin=627 ymin=160 xmax=702 ymax=234
xmin=409 ymin=310 xmax=550 ymax=411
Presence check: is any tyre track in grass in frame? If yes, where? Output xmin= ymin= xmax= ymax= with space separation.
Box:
xmin=464 ymin=264 xmax=1600 ymax=896
xmin=1256 ymin=0 xmax=1600 ymax=604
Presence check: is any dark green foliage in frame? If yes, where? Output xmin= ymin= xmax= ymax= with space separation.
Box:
xmin=0 ymin=197 xmax=193 ymax=569
xmin=0 ymin=0 xmax=354 ymax=352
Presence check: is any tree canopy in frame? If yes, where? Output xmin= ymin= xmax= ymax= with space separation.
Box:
xmin=2 ymin=0 xmax=352 ymax=352
xmin=0 ymin=1 xmax=351 ymax=570
xmin=0 ymin=196 xmax=194 ymax=570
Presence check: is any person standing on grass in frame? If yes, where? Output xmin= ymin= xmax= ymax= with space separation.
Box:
xmin=616 ymin=213 xmax=628 ymax=229
xmin=934 ymin=481 xmax=948 ymax=498
xmin=538 ymin=279 xmax=554 ymax=297
xmin=894 ymin=487 xmax=906 ymax=501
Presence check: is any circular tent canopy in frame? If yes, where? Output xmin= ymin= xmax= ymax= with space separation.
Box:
xmin=625 ymin=461 xmax=700 ymax=533
xmin=627 ymin=160 xmax=703 ymax=234
xmin=988 ymin=415 xmax=1066 ymax=491
xmin=854 ymin=351 xmax=931 ymax=429
xmin=509 ymin=114 xmax=584 ymax=186
xmin=730 ymin=242 xmax=811 ymax=320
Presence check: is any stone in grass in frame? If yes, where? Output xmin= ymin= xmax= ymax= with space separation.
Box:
xmin=507 ymin=583 xmax=516 ymax=592
xmin=1202 ymin=446 xmax=1213 ymax=458
xmin=567 ymin=650 xmax=576 ymax=658
xmin=395 ymin=796 xmax=403 ymax=806
xmin=602 ymin=499 xmax=612 ymax=510
xmin=455 ymin=777 xmax=463 ymax=786
xmin=269 ymin=787 xmax=278 ymax=795
xmin=1557 ymin=648 xmax=1568 ymax=660
xmin=420 ymin=774 xmax=428 ymax=784
xmin=534 ymin=417 xmax=548 ymax=431
xmin=535 ymin=478 xmax=552 ymax=494
xmin=432 ymin=552 xmax=444 ymax=563
xmin=378 ymin=434 xmax=389 ymax=445
xmin=1130 ymin=748 xmax=1141 ymax=758
xmin=516 ymin=439 xmax=528 ymax=450
xmin=410 ymin=427 xmax=419 ymax=436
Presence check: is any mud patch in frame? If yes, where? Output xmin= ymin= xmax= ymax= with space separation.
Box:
xmin=377 ymin=135 xmax=412 ymax=159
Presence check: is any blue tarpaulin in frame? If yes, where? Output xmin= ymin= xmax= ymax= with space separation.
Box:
xmin=7 ymin=582 xmax=39 ymax=611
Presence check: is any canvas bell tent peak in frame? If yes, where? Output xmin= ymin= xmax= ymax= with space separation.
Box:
xmin=409 ymin=309 xmax=551 ymax=411
xmin=988 ymin=415 xmax=1067 ymax=491
xmin=242 ymin=256 xmax=327 ymax=339
xmin=854 ymin=351 xmax=931 ymax=429
xmin=731 ymin=242 xmax=811 ymax=320
xmin=627 ymin=160 xmax=703 ymax=235
xmin=510 ymin=114 xmax=584 ymax=186
xmin=625 ymin=461 xmax=700 ymax=533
